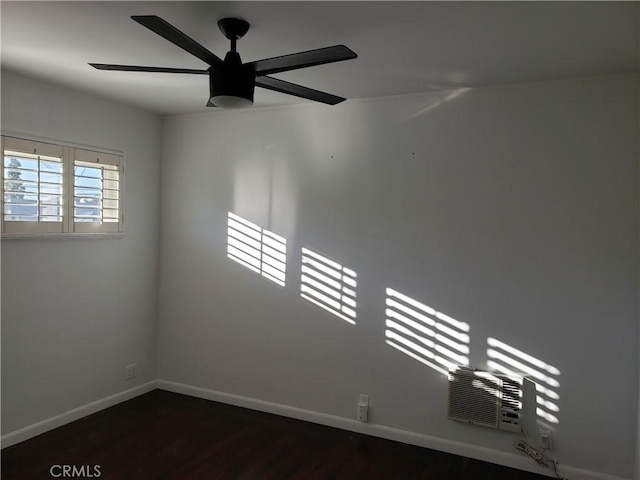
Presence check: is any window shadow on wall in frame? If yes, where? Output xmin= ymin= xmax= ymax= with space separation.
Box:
xmin=486 ymin=337 xmax=560 ymax=425
xmin=227 ymin=211 xmax=287 ymax=287
xmin=385 ymin=288 xmax=470 ymax=376
xmin=300 ymin=247 xmax=358 ymax=325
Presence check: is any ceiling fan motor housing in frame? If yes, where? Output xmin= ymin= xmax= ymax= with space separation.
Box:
xmin=209 ymin=51 xmax=255 ymax=107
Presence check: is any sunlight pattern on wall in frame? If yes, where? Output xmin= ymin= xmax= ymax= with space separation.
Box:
xmin=486 ymin=337 xmax=560 ymax=425
xmin=385 ymin=288 xmax=470 ymax=376
xmin=227 ymin=212 xmax=287 ymax=287
xmin=300 ymin=247 xmax=357 ymax=325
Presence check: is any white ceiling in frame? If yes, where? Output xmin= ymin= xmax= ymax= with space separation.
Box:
xmin=1 ymin=1 xmax=638 ymax=116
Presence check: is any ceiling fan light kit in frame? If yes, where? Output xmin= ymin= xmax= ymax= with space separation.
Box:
xmin=209 ymin=52 xmax=255 ymax=108
xmin=90 ymin=15 xmax=357 ymax=109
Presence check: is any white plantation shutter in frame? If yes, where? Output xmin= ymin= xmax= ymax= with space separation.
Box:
xmin=73 ymin=148 xmax=123 ymax=233
xmin=1 ymin=136 xmax=124 ymax=237
xmin=2 ymin=137 xmax=65 ymax=234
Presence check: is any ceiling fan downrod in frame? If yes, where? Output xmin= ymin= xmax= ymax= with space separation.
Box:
xmin=217 ymin=18 xmax=250 ymax=53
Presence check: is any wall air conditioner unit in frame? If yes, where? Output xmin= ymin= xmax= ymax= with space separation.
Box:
xmin=448 ymin=366 xmax=522 ymax=433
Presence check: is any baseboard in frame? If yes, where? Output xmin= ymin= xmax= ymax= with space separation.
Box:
xmin=1 ymin=380 xmax=157 ymax=449
xmin=157 ymin=379 xmax=631 ymax=480
xmin=1 ymin=378 xmax=630 ymax=480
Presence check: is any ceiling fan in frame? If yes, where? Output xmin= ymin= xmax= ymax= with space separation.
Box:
xmin=90 ymin=16 xmax=357 ymax=108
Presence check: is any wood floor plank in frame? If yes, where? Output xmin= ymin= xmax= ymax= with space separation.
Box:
xmin=1 ymin=390 xmax=548 ymax=479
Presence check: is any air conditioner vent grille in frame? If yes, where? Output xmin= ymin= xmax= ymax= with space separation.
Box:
xmin=448 ymin=370 xmax=500 ymax=428
xmin=501 ymin=378 xmax=522 ymax=411
xmin=448 ymin=366 xmax=523 ymax=433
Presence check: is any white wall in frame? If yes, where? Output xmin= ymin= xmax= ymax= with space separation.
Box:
xmin=159 ymin=74 xmax=639 ymax=479
xmin=1 ymin=70 xmax=161 ymax=434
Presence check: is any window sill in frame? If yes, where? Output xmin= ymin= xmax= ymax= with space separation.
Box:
xmin=1 ymin=233 xmax=124 ymax=240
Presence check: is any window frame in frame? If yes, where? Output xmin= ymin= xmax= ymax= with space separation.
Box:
xmin=1 ymin=135 xmax=124 ymax=238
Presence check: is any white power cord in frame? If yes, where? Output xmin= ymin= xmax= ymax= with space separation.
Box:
xmin=516 ymin=426 xmax=569 ymax=480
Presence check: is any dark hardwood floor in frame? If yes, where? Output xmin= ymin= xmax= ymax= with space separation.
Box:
xmin=2 ymin=389 xmax=547 ymax=479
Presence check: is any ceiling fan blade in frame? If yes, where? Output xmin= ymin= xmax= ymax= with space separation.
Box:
xmin=256 ymin=76 xmax=346 ymax=105
xmin=90 ymin=63 xmax=208 ymax=74
xmin=131 ymin=15 xmax=223 ymax=67
xmin=248 ymin=45 xmax=357 ymax=76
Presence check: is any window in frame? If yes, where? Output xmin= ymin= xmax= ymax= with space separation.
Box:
xmin=1 ymin=136 xmax=123 ymax=236
xmin=226 ymin=212 xmax=287 ymax=287
xmin=73 ymin=148 xmax=122 ymax=233
xmin=2 ymin=137 xmax=64 ymax=234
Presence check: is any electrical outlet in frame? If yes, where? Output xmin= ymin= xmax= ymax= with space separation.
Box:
xmin=357 ymin=403 xmax=368 ymax=422
xmin=357 ymin=394 xmax=369 ymax=422
xmin=539 ymin=429 xmax=552 ymax=450
xmin=125 ymin=363 xmax=137 ymax=380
